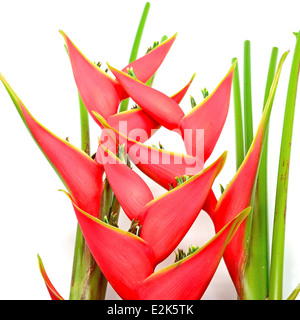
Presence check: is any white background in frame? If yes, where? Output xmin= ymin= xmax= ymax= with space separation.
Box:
xmin=0 ymin=0 xmax=300 ymax=300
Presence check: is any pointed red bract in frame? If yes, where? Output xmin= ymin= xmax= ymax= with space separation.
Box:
xmin=37 ymin=255 xmax=64 ymax=300
xmin=210 ymin=51 xmax=288 ymax=298
xmin=122 ymin=34 xmax=177 ymax=83
xmin=169 ymin=73 xmax=196 ymax=104
xmin=61 ymin=31 xmax=123 ymax=124
xmin=123 ymin=140 xmax=203 ymax=190
xmin=0 ymin=74 xmax=103 ymax=217
xmin=137 ymin=207 xmax=251 ymax=300
xmin=97 ymin=145 xmax=154 ymax=221
xmin=66 ymin=192 xmax=155 ymax=300
xmin=213 ymin=129 xmax=263 ymax=295
xmin=108 ymin=64 xmax=185 ymax=130
xmin=180 ymin=62 xmax=235 ymax=161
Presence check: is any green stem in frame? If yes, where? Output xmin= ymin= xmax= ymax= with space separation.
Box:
xmin=287 ymin=283 xmax=300 ymax=300
xmin=119 ymin=2 xmax=150 ymax=112
xmin=231 ymin=57 xmax=245 ymax=170
xmin=255 ymin=46 xmax=278 ymax=294
xmin=78 ymin=93 xmax=90 ymax=154
xmin=244 ymin=48 xmax=279 ymax=300
xmin=243 ymin=40 xmax=254 ymax=154
xmin=110 ymin=193 xmax=121 ymax=218
xmin=101 ymin=178 xmax=113 ymax=220
xmin=69 ymin=226 xmax=106 ymax=300
xmin=269 ymin=32 xmax=300 ymax=300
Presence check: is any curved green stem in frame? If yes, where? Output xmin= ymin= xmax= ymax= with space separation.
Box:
xmin=119 ymin=2 xmax=151 ymax=112
xmin=269 ymin=32 xmax=300 ymax=300
xmin=243 ymin=40 xmax=254 ymax=154
xmin=287 ymin=283 xmax=300 ymax=300
xmin=231 ymin=57 xmax=245 ymax=170
xmin=244 ymin=47 xmax=279 ymax=300
xmin=78 ymin=93 xmax=90 ymax=154
xmin=254 ymin=46 xmax=278 ymax=293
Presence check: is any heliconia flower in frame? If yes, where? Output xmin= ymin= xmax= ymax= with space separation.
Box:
xmin=65 ymin=190 xmax=250 ymax=300
xmin=180 ymin=61 xmax=236 ymax=161
xmin=210 ymin=51 xmax=288 ymax=298
xmin=61 ymin=30 xmax=177 ymax=125
xmin=0 ymin=74 xmax=103 ymax=217
xmin=101 ymin=74 xmax=195 ymax=155
xmin=97 ymin=143 xmax=226 ymax=264
xmin=37 ymin=255 xmax=64 ymax=300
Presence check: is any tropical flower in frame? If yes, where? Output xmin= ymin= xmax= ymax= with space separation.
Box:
xmin=1 ymin=20 xmax=281 ymax=300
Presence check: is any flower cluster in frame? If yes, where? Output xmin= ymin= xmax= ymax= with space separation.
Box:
xmin=0 ymin=28 xmax=286 ymax=299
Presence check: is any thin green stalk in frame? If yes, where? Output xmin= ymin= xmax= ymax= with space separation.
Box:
xmin=244 ymin=47 xmax=279 ymax=300
xmin=110 ymin=193 xmax=121 ymax=218
xmin=69 ymin=226 xmax=106 ymax=300
xmin=269 ymin=32 xmax=300 ymax=300
xmin=244 ymin=40 xmax=254 ymax=154
xmin=254 ymin=46 xmax=278 ymax=295
xmin=231 ymin=57 xmax=245 ymax=170
xmin=100 ymin=178 xmax=113 ymax=219
xmin=119 ymin=2 xmax=150 ymax=112
xmin=287 ymin=283 xmax=300 ymax=300
xmin=78 ymin=93 xmax=90 ymax=154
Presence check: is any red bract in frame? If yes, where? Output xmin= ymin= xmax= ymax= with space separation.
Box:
xmin=211 ymin=51 xmax=288 ymax=298
xmin=38 ymin=255 xmax=64 ymax=300
xmin=0 ymin=74 xmax=103 ymax=218
xmin=180 ymin=62 xmax=235 ymax=161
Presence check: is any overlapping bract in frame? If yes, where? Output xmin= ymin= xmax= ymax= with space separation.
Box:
xmin=97 ymin=144 xmax=226 ymax=265
xmin=69 ymin=194 xmax=250 ymax=300
xmin=1 ymin=29 xmax=283 ymax=300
